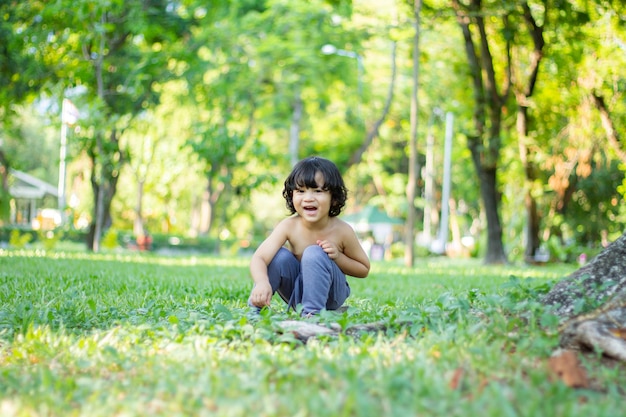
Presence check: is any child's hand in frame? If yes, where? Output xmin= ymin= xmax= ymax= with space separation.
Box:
xmin=250 ymin=281 xmax=273 ymax=307
xmin=317 ymin=239 xmax=340 ymax=260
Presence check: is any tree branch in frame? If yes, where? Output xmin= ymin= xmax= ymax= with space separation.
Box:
xmin=520 ymin=2 xmax=544 ymax=98
xmin=452 ymin=0 xmax=486 ymax=139
xmin=590 ymin=92 xmax=626 ymax=163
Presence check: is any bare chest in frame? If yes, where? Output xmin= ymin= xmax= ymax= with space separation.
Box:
xmin=286 ymin=223 xmax=339 ymax=259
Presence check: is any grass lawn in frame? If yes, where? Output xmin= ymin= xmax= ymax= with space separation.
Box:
xmin=0 ymin=248 xmax=624 ymax=416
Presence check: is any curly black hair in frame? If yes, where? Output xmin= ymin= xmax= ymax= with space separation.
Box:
xmin=282 ymin=156 xmax=348 ymax=217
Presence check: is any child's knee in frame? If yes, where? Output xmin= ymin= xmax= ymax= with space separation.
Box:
xmin=269 ymin=247 xmax=294 ymax=268
xmin=302 ymin=244 xmax=324 ymax=256
xmin=301 ymin=245 xmax=332 ymax=272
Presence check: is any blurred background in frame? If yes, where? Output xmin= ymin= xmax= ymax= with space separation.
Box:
xmin=1 ymin=0 xmax=624 ymax=265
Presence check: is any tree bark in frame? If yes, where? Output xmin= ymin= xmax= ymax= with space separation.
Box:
xmin=516 ymin=2 xmax=546 ymax=262
xmin=466 ymin=137 xmax=507 ymax=263
xmin=542 ymin=232 xmax=626 ymax=361
xmin=87 ymin=166 xmax=120 ymax=250
xmin=86 ymin=127 xmax=122 ymax=251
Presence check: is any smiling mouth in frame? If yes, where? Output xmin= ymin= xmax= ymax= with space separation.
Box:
xmin=303 ymin=206 xmax=317 ymax=213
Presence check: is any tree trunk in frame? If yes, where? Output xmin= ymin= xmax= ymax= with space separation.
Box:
xmin=198 ymin=167 xmax=226 ymax=237
xmin=134 ymin=179 xmax=146 ymax=236
xmin=87 ymin=165 xmax=118 ymax=251
xmin=468 ymin=146 xmax=507 ymax=263
xmin=199 ymin=186 xmax=212 ymax=235
xmin=518 ymin=106 xmax=541 ymax=261
xmin=524 ymin=185 xmax=541 ymax=260
xmin=516 ymin=2 xmax=545 ymax=262
xmin=86 ymin=14 xmax=121 ymax=252
xmin=86 ymin=129 xmax=122 ymax=251
xmin=542 ymin=232 xmax=626 ymax=361
xmin=404 ymin=0 xmax=422 ymax=267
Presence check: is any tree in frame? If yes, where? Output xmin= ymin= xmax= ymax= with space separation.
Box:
xmin=0 ymin=0 xmax=50 ymax=221
xmin=125 ymin=117 xmax=157 ymax=237
xmin=29 ymin=0 xmax=197 ymax=250
xmin=451 ymin=0 xmax=511 ymax=264
xmin=4 ymin=0 xmax=623 ymax=255
xmin=181 ymin=1 xmax=268 ymax=236
xmin=183 ymin=0 xmax=371 ymax=236
xmin=531 ymin=0 xmax=626 ymax=250
xmin=584 ymin=2 xmax=626 ymax=167
xmin=242 ymin=0 xmax=366 ymax=166
xmin=513 ymin=1 xmax=545 ymax=262
xmin=117 ymin=80 xmax=202 ymax=237
xmin=513 ymin=0 xmax=626 ymax=260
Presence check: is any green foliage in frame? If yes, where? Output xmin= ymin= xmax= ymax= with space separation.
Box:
xmin=0 ymin=1 xmax=48 ymax=116
xmin=11 ymin=0 xmax=205 ymax=249
xmin=37 ymin=229 xmax=63 ymax=251
xmin=8 ymin=229 xmax=33 ymax=248
xmin=545 ymin=235 xmax=604 ymax=264
xmin=616 ymin=164 xmax=626 ymax=224
xmin=101 ymin=229 xmax=119 ymax=250
xmin=619 ymin=164 xmax=626 ymax=199
xmin=567 ymin=159 xmax=624 ymax=244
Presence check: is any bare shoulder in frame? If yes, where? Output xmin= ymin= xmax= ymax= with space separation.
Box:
xmin=272 ymin=216 xmax=296 ymax=236
xmin=254 ymin=216 xmax=293 ymax=260
xmin=278 ymin=215 xmax=299 ymax=229
xmin=334 ymin=216 xmax=356 ymax=231
xmin=333 ymin=217 xmax=359 ymax=241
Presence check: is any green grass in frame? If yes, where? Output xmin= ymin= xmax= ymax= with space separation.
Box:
xmin=0 ymin=249 xmax=623 ymax=417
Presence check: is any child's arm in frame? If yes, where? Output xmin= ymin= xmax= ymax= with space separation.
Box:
xmin=317 ymin=223 xmax=370 ymax=278
xmin=249 ymin=219 xmax=290 ymax=307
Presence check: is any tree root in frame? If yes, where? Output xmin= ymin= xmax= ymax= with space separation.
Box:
xmin=560 ymin=307 xmax=626 ymax=362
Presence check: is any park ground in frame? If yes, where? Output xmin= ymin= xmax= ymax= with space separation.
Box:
xmin=0 ymin=248 xmax=624 ymax=416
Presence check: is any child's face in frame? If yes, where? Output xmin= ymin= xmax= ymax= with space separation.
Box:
xmin=292 ymin=171 xmax=332 ymax=222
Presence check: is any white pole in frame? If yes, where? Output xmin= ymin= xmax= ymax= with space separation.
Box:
xmin=423 ymin=115 xmax=435 ymax=244
xmin=58 ymin=110 xmax=68 ymax=219
xmin=436 ymin=112 xmax=454 ymax=254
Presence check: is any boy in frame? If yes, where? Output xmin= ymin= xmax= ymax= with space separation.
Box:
xmin=248 ymin=156 xmax=370 ymax=316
